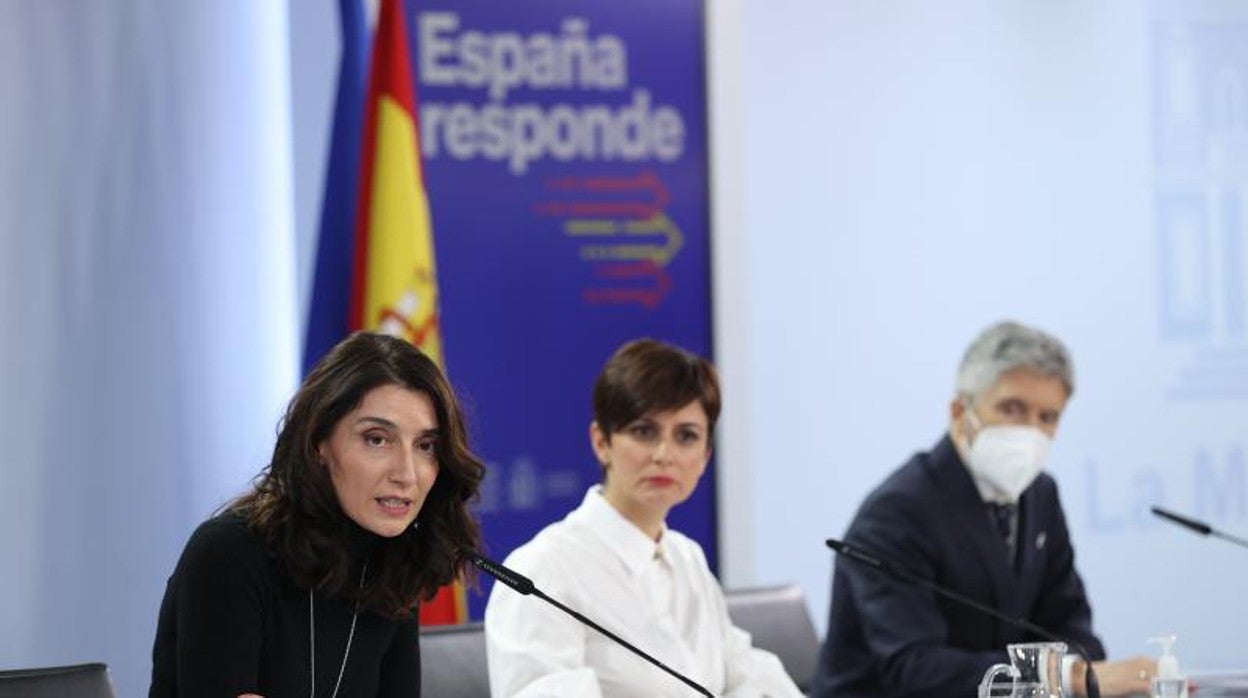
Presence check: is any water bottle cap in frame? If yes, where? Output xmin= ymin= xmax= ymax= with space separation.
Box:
xmin=1148 ymin=635 xmax=1181 ymax=679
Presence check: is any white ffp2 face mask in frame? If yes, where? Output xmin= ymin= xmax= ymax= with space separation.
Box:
xmin=962 ymin=418 xmax=1052 ymax=502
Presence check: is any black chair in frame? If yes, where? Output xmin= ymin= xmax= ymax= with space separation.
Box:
xmin=0 ymin=663 xmax=116 ymax=698
xmin=725 ymin=584 xmax=821 ymax=693
xmin=419 ymin=621 xmax=489 ymax=698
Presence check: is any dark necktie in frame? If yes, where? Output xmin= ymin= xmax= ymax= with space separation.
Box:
xmin=988 ymin=502 xmax=1018 ymax=566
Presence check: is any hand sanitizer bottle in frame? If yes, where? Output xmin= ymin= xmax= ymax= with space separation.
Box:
xmin=1148 ymin=635 xmax=1188 ymax=698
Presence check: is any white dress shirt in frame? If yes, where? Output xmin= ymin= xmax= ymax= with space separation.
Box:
xmin=485 ymin=486 xmax=802 ymax=698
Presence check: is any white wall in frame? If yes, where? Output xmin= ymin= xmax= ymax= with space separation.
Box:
xmin=0 ymin=3 xmax=300 ymax=695
xmin=726 ymin=0 xmax=1248 ymax=670
xmin=707 ymin=0 xmax=759 ymax=588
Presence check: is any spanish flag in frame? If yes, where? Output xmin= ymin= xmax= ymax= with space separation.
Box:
xmin=305 ymin=0 xmax=464 ymax=625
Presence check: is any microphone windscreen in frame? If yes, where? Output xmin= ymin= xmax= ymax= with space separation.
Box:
xmin=470 ymin=552 xmax=536 ymax=595
xmin=1150 ymin=506 xmax=1213 ymax=535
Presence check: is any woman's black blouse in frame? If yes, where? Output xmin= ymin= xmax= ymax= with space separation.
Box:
xmin=149 ymin=513 xmax=420 ymax=697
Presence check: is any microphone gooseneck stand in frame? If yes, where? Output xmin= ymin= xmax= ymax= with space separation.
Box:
xmin=1151 ymin=506 xmax=1248 ymax=551
xmin=468 ymin=551 xmax=715 ymax=697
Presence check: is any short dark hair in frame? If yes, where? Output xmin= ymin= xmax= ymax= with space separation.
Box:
xmin=592 ymin=338 xmax=721 ymax=439
xmin=232 ymin=332 xmax=484 ymax=617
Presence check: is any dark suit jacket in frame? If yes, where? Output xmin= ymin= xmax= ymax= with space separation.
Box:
xmin=810 ymin=435 xmax=1105 ymax=697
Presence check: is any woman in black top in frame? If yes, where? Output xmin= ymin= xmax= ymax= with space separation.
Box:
xmin=150 ymin=332 xmax=485 ymax=697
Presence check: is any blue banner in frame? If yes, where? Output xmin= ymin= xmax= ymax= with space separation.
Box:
xmin=304 ymin=0 xmax=370 ymax=375
xmin=407 ymin=0 xmax=714 ymax=617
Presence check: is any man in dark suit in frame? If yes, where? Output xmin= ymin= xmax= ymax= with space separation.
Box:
xmin=810 ymin=321 xmax=1155 ymax=697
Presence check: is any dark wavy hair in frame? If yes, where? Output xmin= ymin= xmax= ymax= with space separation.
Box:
xmin=230 ymin=332 xmax=484 ymax=618
xmin=593 ymin=338 xmax=721 ymax=441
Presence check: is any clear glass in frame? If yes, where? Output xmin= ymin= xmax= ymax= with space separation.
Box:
xmin=978 ymin=642 xmax=1068 ymax=698
xmin=1150 ymin=676 xmax=1188 ymax=698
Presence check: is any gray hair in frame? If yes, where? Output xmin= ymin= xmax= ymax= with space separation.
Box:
xmin=955 ymin=321 xmax=1074 ymax=401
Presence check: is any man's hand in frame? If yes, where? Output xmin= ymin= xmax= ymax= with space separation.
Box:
xmin=1070 ymin=656 xmax=1157 ymax=697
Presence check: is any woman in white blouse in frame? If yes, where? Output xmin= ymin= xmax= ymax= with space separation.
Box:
xmin=484 ymin=339 xmax=802 ymax=697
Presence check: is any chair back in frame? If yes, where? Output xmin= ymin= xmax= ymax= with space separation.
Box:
xmin=0 ymin=663 xmax=116 ymax=698
xmin=420 ymin=621 xmax=489 ymax=698
xmin=725 ymin=584 xmax=820 ymax=692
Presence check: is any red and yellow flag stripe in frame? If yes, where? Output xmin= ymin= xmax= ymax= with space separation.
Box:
xmin=352 ymin=0 xmax=463 ymax=625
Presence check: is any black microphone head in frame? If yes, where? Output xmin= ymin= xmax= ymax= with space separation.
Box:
xmin=825 ymin=538 xmax=886 ymax=571
xmin=468 ymin=551 xmax=536 ymax=595
xmin=1150 ymin=506 xmax=1213 ymax=535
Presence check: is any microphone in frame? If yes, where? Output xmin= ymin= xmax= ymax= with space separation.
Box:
xmin=1151 ymin=506 xmax=1248 ymax=550
xmin=826 ymin=538 xmax=1102 ymax=698
xmin=467 ymin=551 xmax=714 ymax=697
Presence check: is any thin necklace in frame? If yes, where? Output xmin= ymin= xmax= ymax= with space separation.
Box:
xmin=309 ymin=561 xmax=367 ymax=698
